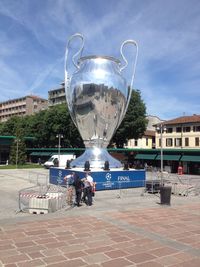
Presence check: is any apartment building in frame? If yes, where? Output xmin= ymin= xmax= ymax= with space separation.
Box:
xmin=48 ymin=82 xmax=66 ymax=106
xmin=153 ymin=114 xmax=200 ymax=174
xmin=127 ymin=130 xmax=155 ymax=149
xmin=155 ymin=114 xmax=200 ymax=149
xmin=130 ymin=115 xmax=200 ymax=174
xmin=0 ymin=95 xmax=48 ymax=122
xmin=126 ymin=115 xmax=162 ymax=149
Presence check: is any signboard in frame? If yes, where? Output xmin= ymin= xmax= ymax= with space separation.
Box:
xmin=50 ymin=168 xmax=146 ymax=190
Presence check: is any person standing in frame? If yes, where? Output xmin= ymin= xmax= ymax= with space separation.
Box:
xmin=73 ymin=174 xmax=84 ymax=207
xmin=64 ymin=172 xmax=75 ymax=206
xmin=84 ymin=172 xmax=94 ymax=206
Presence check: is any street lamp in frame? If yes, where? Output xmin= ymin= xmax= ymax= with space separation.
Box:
xmin=156 ymin=124 xmax=166 ymax=186
xmin=56 ymin=134 xmax=63 ymax=167
xmin=16 ymin=138 xmax=19 ymax=169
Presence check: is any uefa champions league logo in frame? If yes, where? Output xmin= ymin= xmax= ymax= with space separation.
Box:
xmin=105 ymin=173 xmax=112 ymax=181
xmin=103 ymin=172 xmax=113 ymax=188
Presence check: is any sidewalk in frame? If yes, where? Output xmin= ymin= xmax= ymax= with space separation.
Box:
xmin=0 ymin=169 xmax=200 ymax=266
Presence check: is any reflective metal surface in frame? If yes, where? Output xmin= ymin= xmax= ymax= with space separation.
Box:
xmin=65 ymin=34 xmax=138 ymax=168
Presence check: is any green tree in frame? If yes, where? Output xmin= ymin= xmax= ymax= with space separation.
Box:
xmin=9 ymin=128 xmax=27 ymax=165
xmin=0 ymin=116 xmax=21 ymax=136
xmin=29 ymin=104 xmax=83 ymax=148
xmin=0 ymin=91 xmax=147 ymax=150
xmin=0 ymin=104 xmax=83 ymax=149
xmin=111 ymin=89 xmax=148 ymax=148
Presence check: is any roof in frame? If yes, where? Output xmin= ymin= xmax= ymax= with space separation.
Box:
xmin=155 ymin=115 xmax=200 ymax=126
xmin=26 ymin=147 xmax=200 ymax=154
xmin=0 ymin=95 xmax=47 ymax=105
xmin=26 ymin=95 xmax=47 ymax=101
xmin=144 ymin=130 xmax=155 ymax=137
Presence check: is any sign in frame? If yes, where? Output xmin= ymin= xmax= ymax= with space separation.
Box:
xmin=50 ymin=168 xmax=146 ymax=190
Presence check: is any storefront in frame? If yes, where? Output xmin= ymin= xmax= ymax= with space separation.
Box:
xmin=0 ymin=136 xmax=14 ymax=164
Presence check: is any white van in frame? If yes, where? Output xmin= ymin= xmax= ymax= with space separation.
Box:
xmin=44 ymin=154 xmax=76 ymax=169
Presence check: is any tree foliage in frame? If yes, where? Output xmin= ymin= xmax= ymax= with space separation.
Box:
xmin=111 ymin=89 xmax=148 ymax=148
xmin=0 ymin=90 xmax=147 ymax=149
xmin=0 ymin=104 xmax=83 ymax=148
xmin=9 ymin=127 xmax=27 ymax=165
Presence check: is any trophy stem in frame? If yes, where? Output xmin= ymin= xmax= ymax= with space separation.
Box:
xmin=70 ymin=148 xmax=122 ymax=169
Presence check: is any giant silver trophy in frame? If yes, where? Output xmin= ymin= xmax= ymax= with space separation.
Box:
xmin=65 ymin=33 xmax=138 ymax=168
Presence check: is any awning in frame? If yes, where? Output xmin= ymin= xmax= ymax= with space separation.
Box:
xmin=155 ymin=155 xmax=181 ymax=161
xmin=40 ymin=152 xmax=52 ymax=156
xmin=30 ymin=152 xmax=52 ymax=156
xmin=30 ymin=152 xmax=40 ymax=156
xmin=135 ymin=154 xmax=157 ymax=160
xmin=180 ymin=155 xmax=200 ymax=162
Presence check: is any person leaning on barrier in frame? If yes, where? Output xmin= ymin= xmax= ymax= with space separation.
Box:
xmin=82 ymin=172 xmax=94 ymax=206
xmin=64 ymin=172 xmax=75 ymax=206
xmin=72 ymin=173 xmax=84 ymax=207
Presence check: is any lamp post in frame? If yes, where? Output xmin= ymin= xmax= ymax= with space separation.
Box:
xmin=16 ymin=138 xmax=19 ymax=169
xmin=56 ymin=134 xmax=63 ymax=167
xmin=156 ymin=124 xmax=166 ymax=186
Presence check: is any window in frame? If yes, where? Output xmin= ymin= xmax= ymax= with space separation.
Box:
xmin=159 ymin=138 xmax=161 ymax=147
xmin=166 ymin=138 xmax=173 ymax=147
xmin=175 ymin=138 xmax=182 ymax=147
xmin=193 ymin=126 xmax=200 ymax=132
xmin=195 ymin=137 xmax=199 ymax=146
xmin=183 ymin=126 xmax=190 ymax=132
xmin=185 ymin=138 xmax=189 ymax=147
xmin=166 ymin=127 xmax=173 ymax=133
xmin=176 ymin=127 xmax=182 ymax=133
xmin=134 ymin=140 xmax=138 ymax=146
xmin=146 ymin=138 xmax=148 ymax=146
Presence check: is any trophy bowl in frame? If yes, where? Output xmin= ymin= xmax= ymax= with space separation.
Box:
xmin=65 ymin=34 xmax=138 ymax=168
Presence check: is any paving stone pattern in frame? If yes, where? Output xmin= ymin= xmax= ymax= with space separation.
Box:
xmin=0 ymin=202 xmax=200 ymax=267
xmin=0 ymin=169 xmax=200 ymax=266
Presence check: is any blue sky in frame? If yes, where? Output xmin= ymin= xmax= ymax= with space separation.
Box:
xmin=0 ymin=0 xmax=199 ymax=120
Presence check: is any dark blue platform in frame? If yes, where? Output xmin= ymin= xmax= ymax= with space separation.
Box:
xmin=49 ymin=168 xmax=146 ymax=190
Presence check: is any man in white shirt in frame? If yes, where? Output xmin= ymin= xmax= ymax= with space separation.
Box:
xmin=83 ymin=172 xmax=94 ymax=206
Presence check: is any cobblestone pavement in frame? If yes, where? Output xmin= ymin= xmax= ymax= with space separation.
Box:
xmin=0 ymin=169 xmax=200 ymax=266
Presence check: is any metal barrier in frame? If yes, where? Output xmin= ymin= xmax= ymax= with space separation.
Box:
xmin=146 ymin=171 xmax=200 ymax=197
xmin=18 ymin=184 xmax=67 ymax=214
xmin=18 ymin=174 xmax=200 ymax=214
xmin=19 ymin=177 xmax=147 ymax=213
xmin=28 ymin=171 xmax=49 ymax=186
xmin=95 ymin=180 xmax=146 ymax=199
xmin=166 ymin=175 xmax=200 ymax=196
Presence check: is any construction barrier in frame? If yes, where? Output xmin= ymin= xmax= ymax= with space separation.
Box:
xmin=18 ymin=184 xmax=67 ymax=214
xmin=145 ymin=172 xmax=200 ymax=197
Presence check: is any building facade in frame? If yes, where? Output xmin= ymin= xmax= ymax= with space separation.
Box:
xmin=127 ymin=115 xmax=200 ymax=174
xmin=127 ymin=130 xmax=155 ymax=149
xmin=0 ymin=95 xmax=48 ymax=122
xmin=126 ymin=115 xmax=162 ymax=149
xmin=48 ymin=82 xmax=66 ymax=107
xmin=155 ymin=115 xmax=200 ymax=149
xmin=154 ymin=115 xmax=200 ymax=174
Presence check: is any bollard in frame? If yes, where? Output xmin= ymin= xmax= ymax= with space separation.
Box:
xmin=160 ymin=186 xmax=172 ymax=205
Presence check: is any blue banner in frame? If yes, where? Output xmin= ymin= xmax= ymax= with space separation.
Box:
xmin=50 ymin=168 xmax=146 ymax=190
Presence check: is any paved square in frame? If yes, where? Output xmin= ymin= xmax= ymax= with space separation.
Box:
xmin=0 ymin=169 xmax=200 ymax=266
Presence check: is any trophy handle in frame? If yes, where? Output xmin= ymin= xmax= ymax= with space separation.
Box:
xmin=65 ymin=33 xmax=84 ymax=128
xmin=65 ymin=33 xmax=85 ymax=69
xmin=120 ymin=39 xmax=138 ymax=90
xmin=116 ymin=40 xmax=138 ymax=129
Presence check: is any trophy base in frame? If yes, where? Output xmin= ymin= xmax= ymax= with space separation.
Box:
xmin=70 ymin=148 xmax=122 ymax=169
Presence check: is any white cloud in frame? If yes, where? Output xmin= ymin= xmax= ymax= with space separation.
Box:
xmin=0 ymin=0 xmax=199 ymax=119
xmin=28 ymin=57 xmax=64 ymax=94
xmin=0 ymin=60 xmax=27 ymax=99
